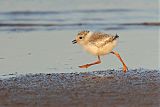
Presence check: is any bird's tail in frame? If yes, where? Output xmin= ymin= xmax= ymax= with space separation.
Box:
xmin=113 ymin=34 xmax=119 ymax=40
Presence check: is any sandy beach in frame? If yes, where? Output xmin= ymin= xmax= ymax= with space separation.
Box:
xmin=0 ymin=69 xmax=159 ymax=107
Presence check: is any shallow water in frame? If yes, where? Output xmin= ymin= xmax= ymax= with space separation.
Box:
xmin=0 ymin=0 xmax=159 ymax=76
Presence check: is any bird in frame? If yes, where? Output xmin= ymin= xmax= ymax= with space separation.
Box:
xmin=72 ymin=30 xmax=128 ymax=73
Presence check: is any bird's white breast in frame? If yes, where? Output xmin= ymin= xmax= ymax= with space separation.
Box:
xmin=83 ymin=43 xmax=99 ymax=55
xmin=83 ymin=39 xmax=117 ymax=56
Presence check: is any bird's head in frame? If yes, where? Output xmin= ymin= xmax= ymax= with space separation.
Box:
xmin=72 ymin=30 xmax=91 ymax=45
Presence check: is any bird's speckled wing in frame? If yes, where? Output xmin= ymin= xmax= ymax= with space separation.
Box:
xmin=88 ymin=32 xmax=116 ymax=48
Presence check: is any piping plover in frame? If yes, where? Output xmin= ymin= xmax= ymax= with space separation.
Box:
xmin=72 ymin=30 xmax=128 ymax=73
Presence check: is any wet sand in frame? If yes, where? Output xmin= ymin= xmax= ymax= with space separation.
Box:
xmin=0 ymin=69 xmax=159 ymax=107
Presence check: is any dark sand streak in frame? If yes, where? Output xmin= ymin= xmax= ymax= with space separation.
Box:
xmin=0 ymin=22 xmax=159 ymax=27
xmin=120 ymin=22 xmax=160 ymax=26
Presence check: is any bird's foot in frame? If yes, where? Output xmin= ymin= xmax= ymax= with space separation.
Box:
xmin=79 ymin=64 xmax=90 ymax=68
xmin=123 ymin=65 xmax=128 ymax=73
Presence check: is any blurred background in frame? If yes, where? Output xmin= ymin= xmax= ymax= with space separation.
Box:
xmin=0 ymin=0 xmax=159 ymax=75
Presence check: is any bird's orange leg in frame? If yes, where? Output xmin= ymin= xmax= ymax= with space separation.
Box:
xmin=79 ymin=56 xmax=101 ymax=68
xmin=111 ymin=51 xmax=128 ymax=73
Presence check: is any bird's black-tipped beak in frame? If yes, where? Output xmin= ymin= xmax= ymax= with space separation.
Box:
xmin=72 ymin=40 xmax=77 ymax=44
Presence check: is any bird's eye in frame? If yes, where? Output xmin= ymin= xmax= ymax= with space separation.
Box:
xmin=79 ymin=37 xmax=83 ymax=39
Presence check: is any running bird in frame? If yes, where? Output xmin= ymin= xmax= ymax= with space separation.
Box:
xmin=72 ymin=30 xmax=128 ymax=73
